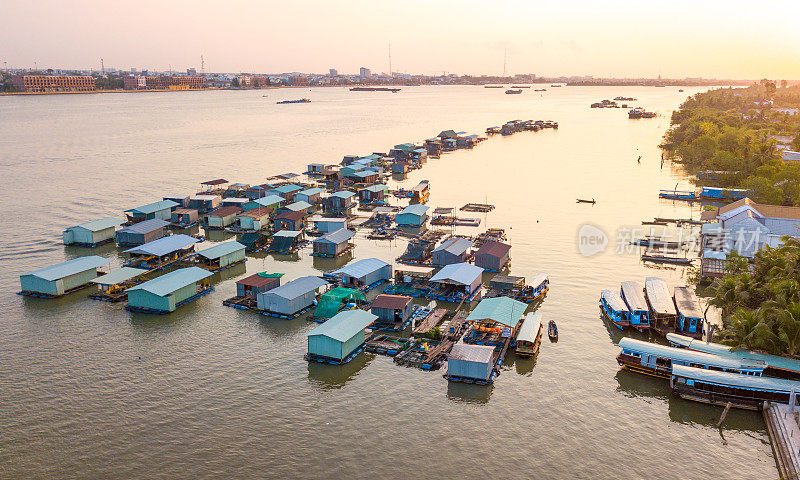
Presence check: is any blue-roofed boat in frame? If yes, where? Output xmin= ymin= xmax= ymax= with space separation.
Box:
xmin=617 ymin=337 xmax=766 ymax=379
xmin=671 ymin=365 xmax=800 ymax=410
xmin=515 ymin=313 xmax=543 ymax=357
xmin=620 ymin=281 xmax=650 ymax=331
xmin=673 ymin=286 xmax=704 ymax=339
xmin=599 ymin=289 xmax=629 ymax=329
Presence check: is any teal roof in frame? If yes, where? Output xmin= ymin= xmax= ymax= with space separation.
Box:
xmin=274 ymin=230 xmax=302 ymax=238
xmin=516 ymin=313 xmax=541 ymax=343
xmin=274 ymin=184 xmax=302 ymax=194
xmin=23 ymin=256 xmax=109 ymax=281
xmin=126 ymin=200 xmax=179 ymax=215
xmin=297 ymin=187 xmax=323 ymax=196
xmin=196 ymin=241 xmax=245 ymax=260
xmin=350 ymin=170 xmax=377 ymax=178
xmin=330 ymin=191 xmax=356 ymax=199
xmin=252 ymin=195 xmax=285 ymax=207
xmin=126 ymin=267 xmax=212 ymax=297
xmin=92 ymin=267 xmax=148 ymax=286
xmin=285 ymin=201 xmax=312 ymax=211
xmin=307 ymin=309 xmax=377 ymax=342
xmin=68 ymin=217 xmax=123 ymax=232
xmin=398 ymin=204 xmax=429 ymax=216
xmin=666 ymin=333 xmax=800 ymax=374
xmin=671 ymin=365 xmax=800 ymax=392
xmin=394 ymin=143 xmax=416 ymax=151
xmin=466 ymin=296 xmax=527 ymax=327
xmin=361 ymin=184 xmax=388 ymax=193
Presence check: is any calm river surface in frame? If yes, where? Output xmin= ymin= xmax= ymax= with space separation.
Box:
xmin=0 ymin=86 xmax=775 ymax=479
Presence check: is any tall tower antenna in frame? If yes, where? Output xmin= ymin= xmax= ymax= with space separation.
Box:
xmin=201 ymin=55 xmax=205 ymax=75
xmin=101 ymin=58 xmax=105 ymax=74
xmin=388 ymin=42 xmax=392 ymax=76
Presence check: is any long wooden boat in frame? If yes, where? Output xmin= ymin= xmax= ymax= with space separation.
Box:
xmin=617 ymin=337 xmax=765 ymax=379
xmin=644 ymin=277 xmax=677 ymax=336
xmin=599 ymin=289 xmax=629 ymax=329
xmin=667 ymin=333 xmax=800 ymax=380
xmin=527 ymin=273 xmax=549 ymax=301
xmin=548 ymin=319 xmax=558 ymax=341
xmin=671 ymin=365 xmax=800 ymax=410
xmin=620 ymin=281 xmax=650 ymax=331
xmin=673 ymin=286 xmax=704 ymax=339
xmin=515 ymin=313 xmax=543 ymax=357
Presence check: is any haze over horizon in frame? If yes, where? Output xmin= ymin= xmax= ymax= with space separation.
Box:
xmin=2 ymin=0 xmax=799 ymax=79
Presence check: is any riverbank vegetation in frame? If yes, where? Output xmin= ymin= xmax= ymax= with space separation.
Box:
xmin=661 ymin=81 xmax=800 ymax=205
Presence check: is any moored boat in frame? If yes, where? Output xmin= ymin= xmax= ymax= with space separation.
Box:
xmin=548 ymin=319 xmax=558 ymax=341
xmin=620 ymin=281 xmax=650 ymax=330
xmin=277 ymin=98 xmax=310 ymax=104
xmin=349 ymin=87 xmax=400 ymax=93
xmin=505 ymin=89 xmax=523 ymax=94
xmin=515 ymin=313 xmax=543 ymax=357
xmin=600 ymin=289 xmax=629 ymax=329
xmin=673 ymin=286 xmax=705 ymax=338
xmin=644 ymin=277 xmax=677 ymax=336
xmin=671 ymin=365 xmax=800 ymax=410
xmin=617 ymin=337 xmax=766 ymax=379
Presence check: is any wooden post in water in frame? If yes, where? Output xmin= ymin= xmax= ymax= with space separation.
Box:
xmin=717 ymin=402 xmax=732 ymax=428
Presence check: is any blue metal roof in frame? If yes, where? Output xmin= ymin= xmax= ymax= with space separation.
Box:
xmin=23 ymin=256 xmax=109 ymax=281
xmin=92 ymin=267 xmax=149 ymax=285
xmin=466 ymin=296 xmax=527 ymax=327
xmin=297 ymin=187 xmax=323 ymax=196
xmin=667 ymin=333 xmax=800 ymax=374
xmin=126 ymin=267 xmax=212 ymax=297
xmin=307 ymin=309 xmax=377 ymax=342
xmin=285 ymin=201 xmax=312 ymax=211
xmin=118 ymin=219 xmax=170 ymax=234
xmin=274 ymin=184 xmax=302 ymax=194
xmin=361 ymin=184 xmax=389 ymax=193
xmin=350 ymin=170 xmax=377 ymax=178
xmin=68 ymin=217 xmax=123 ymax=232
xmin=126 ymin=200 xmax=179 ymax=215
xmin=671 ymin=365 xmax=800 ymax=392
xmin=267 ymin=276 xmax=328 ymax=300
xmin=330 ymin=191 xmax=356 ymax=199
xmin=619 ymin=338 xmax=764 ymax=371
xmin=253 ymin=195 xmax=285 ymax=207
xmin=124 ymin=234 xmax=199 ymax=257
xmin=316 ymin=228 xmax=355 ymax=244
xmin=196 ymin=241 xmax=245 ymax=260
xmin=333 ymin=258 xmax=391 ymax=278
xmin=398 ymin=204 xmax=429 ymax=217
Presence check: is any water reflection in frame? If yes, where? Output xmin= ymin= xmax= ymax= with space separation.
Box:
xmin=505 ymin=352 xmax=538 ymax=376
xmin=615 ymin=368 xmax=669 ymax=404
xmin=307 ymin=353 xmax=372 ymax=390
xmin=312 ymin=252 xmax=353 ymax=272
xmin=667 ymin=395 xmax=765 ymax=432
xmin=213 ymin=261 xmax=247 ymax=282
xmin=64 ymin=241 xmax=117 ymax=257
xmin=446 ymin=380 xmax=493 ymax=404
xmin=204 ymin=229 xmax=235 ymax=242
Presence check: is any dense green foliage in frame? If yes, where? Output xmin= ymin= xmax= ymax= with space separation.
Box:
xmin=710 ymin=238 xmax=800 ymax=357
xmin=662 ymin=81 xmax=800 ymax=205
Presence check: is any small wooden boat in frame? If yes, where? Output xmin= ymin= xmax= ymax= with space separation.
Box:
xmin=505 ymin=89 xmax=523 ymax=94
xmin=548 ymin=319 xmax=558 ymax=341
xmin=576 ymin=198 xmax=596 ymax=204
xmin=277 ymin=98 xmax=310 ymax=104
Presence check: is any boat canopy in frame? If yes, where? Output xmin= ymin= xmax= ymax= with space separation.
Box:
xmin=667 ymin=333 xmax=800 ymax=375
xmin=645 ymin=277 xmax=677 ymax=315
xmin=601 ymin=289 xmax=627 ymax=312
xmin=619 ymin=338 xmax=765 ymax=372
xmin=671 ymin=365 xmax=800 ymax=392
xmin=674 ymin=286 xmax=703 ymax=319
xmin=620 ymin=281 xmax=647 ymax=312
xmin=516 ymin=313 xmax=541 ymax=343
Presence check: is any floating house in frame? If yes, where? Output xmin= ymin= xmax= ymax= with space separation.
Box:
xmin=359 ymin=184 xmax=389 ymax=203
xmin=620 ymin=281 xmax=650 ymax=331
xmin=236 ymin=273 xmax=281 ymax=301
xmin=311 ymin=217 xmax=349 ymax=234
xmin=220 ymin=197 xmax=249 ymax=209
xmin=446 ymin=344 xmax=496 ymax=383
xmin=125 ymin=200 xmax=179 ymax=223
xmin=294 ymin=187 xmax=323 ymax=204
xmin=245 ymin=184 xmax=275 ymax=200
xmin=306 ymin=309 xmax=377 ymax=363
xmin=273 ymin=184 xmax=303 ymax=200
xmin=90 ymin=267 xmax=149 ymax=300
xmin=347 ymin=170 xmax=380 ymax=184
xmin=20 ymin=256 xmax=110 ymax=297
xmin=324 ymin=191 xmax=356 ymax=216
xmin=431 ymin=237 xmax=473 ymax=266
xmin=429 ymin=263 xmax=484 ymax=301
xmin=205 ymin=206 xmax=243 ymax=229
xmin=195 ymin=241 xmax=246 ymax=271
xmin=115 ymin=219 xmax=169 ymax=246
xmin=392 ymin=161 xmax=409 ymax=174
xmin=396 ymin=204 xmax=429 ymax=227
xmin=170 ymin=209 xmax=199 ymax=228
xmin=269 ymin=230 xmax=304 ymax=253
xmin=282 ymin=201 xmax=312 ymax=215
xmin=236 ymin=207 xmax=272 ymax=232
xmin=123 ymin=234 xmax=199 ymax=269
xmin=256 ymin=275 xmax=329 ymax=315
xmin=331 ymin=258 xmax=392 ymax=288
xmin=238 ymin=232 xmax=270 ymax=252
xmin=163 ymin=195 xmax=190 ymax=208
xmin=370 ymin=294 xmax=413 ymax=324
xmin=63 ymin=217 xmax=123 ymax=247
xmin=464 ymin=296 xmax=527 ymax=347
xmin=276 ymin=210 xmax=307 ymax=232
xmin=473 ymin=240 xmax=511 ymax=271
xmin=189 ymin=194 xmax=221 ymax=213
xmin=673 ymin=286 xmax=704 ymax=338
xmin=126 ymin=267 xmax=213 ymax=313
xmin=313 ymin=228 xmax=355 ymax=257
xmin=244 ymin=194 xmax=284 ymax=212
xmin=411 ymin=180 xmax=430 ymax=203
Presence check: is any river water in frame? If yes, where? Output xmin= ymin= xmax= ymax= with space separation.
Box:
xmin=0 ymin=86 xmax=775 ymax=479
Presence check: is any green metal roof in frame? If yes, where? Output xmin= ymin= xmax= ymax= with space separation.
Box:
xmin=125 ymin=200 xmax=179 ymax=215
xmin=196 ymin=241 xmax=245 ymax=260
xmin=91 ymin=267 xmax=149 ymax=286
xmin=465 ymin=296 xmax=527 ymax=327
xmin=23 ymin=256 xmax=110 ymax=281
xmin=126 ymin=267 xmax=212 ymax=297
xmin=68 ymin=217 xmax=123 ymax=232
xmin=307 ymin=309 xmax=376 ymax=342
xmin=666 ymin=333 xmax=800 ymax=374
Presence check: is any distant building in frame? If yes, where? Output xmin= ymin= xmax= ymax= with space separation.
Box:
xmin=187 ymin=68 xmax=197 ymax=76
xmin=11 ymin=75 xmax=95 ymax=93
xmin=359 ymin=67 xmax=371 ymax=79
xmin=122 ymin=75 xmax=204 ymax=90
xmin=329 ymin=68 xmax=338 ymax=76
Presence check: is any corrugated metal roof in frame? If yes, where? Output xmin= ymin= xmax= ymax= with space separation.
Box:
xmin=516 ymin=313 xmax=542 ymax=343
xmin=433 ymin=237 xmax=473 ymax=255
xmin=201 ymin=178 xmax=228 ymax=185
xmin=205 ymin=206 xmax=243 ymax=217
xmin=268 ymin=276 xmax=328 ymax=300
xmin=91 ymin=267 xmax=149 ymax=285
xmin=333 ymin=258 xmax=391 ymax=278
xmin=645 ymin=277 xmax=676 ymax=315
xmin=474 ymin=240 xmax=510 ymax=258
xmin=126 ymin=200 xmax=179 ymax=215
xmin=316 ymin=228 xmax=355 ymax=244
xmin=196 ymin=241 xmax=245 ymax=260
xmin=285 ymin=201 xmax=312 ymax=211
xmin=126 ymin=267 xmax=212 ymax=297
xmin=307 ymin=309 xmax=377 ymax=342
xmin=361 ymin=184 xmax=389 ymax=193
xmin=350 ymin=170 xmax=377 ymax=178
xmin=449 ymin=343 xmax=494 ymax=363
xmin=329 ymin=191 xmax=356 ymax=199
xmin=620 ymin=281 xmax=647 ymax=311
xmin=69 ymin=217 xmax=123 ymax=232
xmin=124 ymin=234 xmax=199 ymax=257
xmin=465 ymin=296 xmax=527 ymax=327
xmin=398 ymin=204 xmax=429 ymax=216
xmin=253 ymin=195 xmax=285 ymax=207
xmin=619 ymin=338 xmax=764 ymax=370
xmin=118 ymin=219 xmax=170 ymax=235
xmin=671 ymin=365 xmax=800 ymax=391
xmin=667 ymin=333 xmax=800 ymax=374
xmin=24 ymin=256 xmax=109 ymax=281
xmin=370 ymin=294 xmax=412 ymax=310
xmin=297 ymin=187 xmax=323 ymax=196
xmin=237 ymin=273 xmax=281 ymax=288
xmin=274 ymin=184 xmax=302 ymax=194
xmin=430 ymin=263 xmax=483 ymax=286
xmin=274 ymin=230 xmax=302 ymax=238
xmin=601 ymin=289 xmax=627 ymax=311
xmin=191 ymin=195 xmax=220 ymax=201
xmin=673 ymin=286 xmax=703 ymax=319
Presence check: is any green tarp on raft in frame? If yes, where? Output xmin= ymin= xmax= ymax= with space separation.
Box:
xmin=257 ymin=272 xmax=284 ymax=278
xmin=314 ymin=287 xmax=366 ymax=319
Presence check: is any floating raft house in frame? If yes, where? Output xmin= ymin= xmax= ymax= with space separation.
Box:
xmin=19 ymin=256 xmax=110 ymax=297
xmin=306 ymin=309 xmax=378 ymax=364
xmin=445 ymin=344 xmax=497 ymax=384
xmin=331 ymin=258 xmax=392 ymax=289
xmin=63 ymin=217 xmax=123 ymax=247
xmin=115 ymin=219 xmax=170 ymax=246
xmin=125 ymin=200 xmax=178 ymax=223
xmin=125 ymin=267 xmax=213 ymax=314
xmin=257 ymin=276 xmax=329 ymax=316
xmin=195 ymin=241 xmax=246 ymax=271
xmin=90 ymin=266 xmax=149 ymax=300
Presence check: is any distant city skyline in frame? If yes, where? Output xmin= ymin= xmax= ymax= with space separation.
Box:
xmin=2 ymin=0 xmax=799 ymax=79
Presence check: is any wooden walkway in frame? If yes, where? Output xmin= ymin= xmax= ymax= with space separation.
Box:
xmin=413 ymin=308 xmax=447 ymax=334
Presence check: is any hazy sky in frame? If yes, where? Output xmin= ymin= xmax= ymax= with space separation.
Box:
xmin=2 ymin=0 xmax=799 ymax=78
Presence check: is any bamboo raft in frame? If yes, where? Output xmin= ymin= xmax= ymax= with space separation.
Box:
xmin=460 ymin=203 xmax=495 ymax=213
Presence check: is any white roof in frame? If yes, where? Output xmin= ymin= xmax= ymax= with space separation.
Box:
xmin=265 ymin=276 xmax=328 ymax=300
xmin=449 ymin=343 xmax=494 ymax=364
xmin=333 ymin=258 xmax=391 ymax=278
xmin=430 ymin=263 xmax=483 ymax=286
